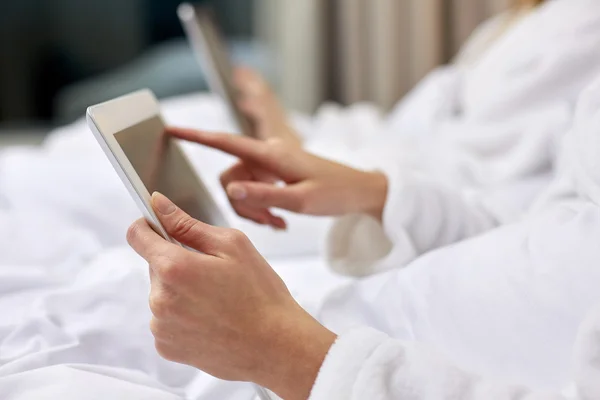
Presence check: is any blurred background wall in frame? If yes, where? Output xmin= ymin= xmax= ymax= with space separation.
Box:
xmin=0 ymin=0 xmax=509 ymax=133
xmin=0 ymin=0 xmax=257 ymax=128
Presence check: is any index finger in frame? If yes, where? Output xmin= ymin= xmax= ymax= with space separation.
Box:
xmin=127 ymin=218 xmax=183 ymax=264
xmin=127 ymin=219 xmax=214 ymax=288
xmin=167 ymin=127 xmax=275 ymax=167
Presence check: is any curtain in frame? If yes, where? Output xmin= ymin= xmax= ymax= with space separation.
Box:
xmin=329 ymin=0 xmax=513 ymax=109
xmin=258 ymin=0 xmax=512 ymax=113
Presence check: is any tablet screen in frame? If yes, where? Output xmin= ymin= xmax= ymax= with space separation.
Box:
xmin=114 ymin=116 xmax=226 ymax=226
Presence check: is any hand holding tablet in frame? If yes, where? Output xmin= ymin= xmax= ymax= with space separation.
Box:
xmin=178 ymin=3 xmax=302 ymax=147
xmin=86 ymin=89 xmax=281 ymax=400
xmin=178 ymin=3 xmax=256 ymax=138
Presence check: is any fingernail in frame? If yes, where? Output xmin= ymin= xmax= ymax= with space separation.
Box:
xmin=152 ymin=192 xmax=177 ymax=215
xmin=228 ymin=184 xmax=247 ymax=200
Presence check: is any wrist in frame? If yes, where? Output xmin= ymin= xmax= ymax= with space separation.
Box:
xmin=357 ymin=171 xmax=388 ymax=222
xmin=255 ymin=306 xmax=337 ymax=400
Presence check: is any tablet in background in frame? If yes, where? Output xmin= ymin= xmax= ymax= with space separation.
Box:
xmin=87 ymin=89 xmax=229 ymax=241
xmin=178 ymin=3 xmax=256 ymax=138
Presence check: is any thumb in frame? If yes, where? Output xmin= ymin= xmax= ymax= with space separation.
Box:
xmin=227 ymin=182 xmax=304 ymax=213
xmin=151 ymin=192 xmax=221 ymax=256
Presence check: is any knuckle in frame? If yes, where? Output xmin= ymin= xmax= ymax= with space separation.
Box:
xmin=222 ymin=229 xmax=249 ymax=248
xmin=255 ymin=143 xmax=271 ymax=160
xmin=267 ymin=137 xmax=287 ymax=153
xmin=266 ymin=139 xmax=291 ymax=165
xmin=154 ymin=340 xmax=177 ymax=362
xmin=252 ymin=187 xmax=268 ymax=203
xmin=154 ymin=256 xmax=184 ymax=283
xmin=149 ymin=293 xmax=172 ymax=319
xmin=258 ymin=192 xmax=270 ymax=204
xmin=296 ymin=196 xmax=310 ymax=214
xmin=149 ymin=318 xmax=163 ymax=339
xmin=171 ymin=216 xmax=199 ymax=240
xmin=163 ymin=263 xmax=183 ymax=283
xmin=291 ymin=186 xmax=312 ymax=214
xmin=126 ymin=221 xmax=143 ymax=245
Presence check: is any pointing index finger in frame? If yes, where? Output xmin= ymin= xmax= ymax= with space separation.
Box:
xmin=167 ymin=127 xmax=274 ymax=166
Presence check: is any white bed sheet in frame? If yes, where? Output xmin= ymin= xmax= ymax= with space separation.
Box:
xmin=0 ymin=219 xmax=346 ymax=399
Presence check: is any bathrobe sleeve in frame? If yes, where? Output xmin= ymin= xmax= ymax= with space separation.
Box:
xmin=326 ymin=167 xmax=498 ymax=277
xmin=311 ymin=303 xmax=600 ymax=400
xmin=309 ymin=327 xmax=569 ymax=400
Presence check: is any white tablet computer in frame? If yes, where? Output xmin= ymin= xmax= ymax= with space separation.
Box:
xmin=86 ymin=89 xmax=229 ymax=242
xmin=178 ymin=3 xmax=256 ymax=138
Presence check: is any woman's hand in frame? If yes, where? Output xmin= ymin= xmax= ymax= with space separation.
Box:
xmin=233 ymin=67 xmax=302 ymax=146
xmin=169 ymin=128 xmax=389 ymax=229
xmin=127 ymin=192 xmax=337 ymax=400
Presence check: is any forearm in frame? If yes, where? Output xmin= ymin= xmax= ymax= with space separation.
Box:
xmin=252 ymin=307 xmax=337 ymax=400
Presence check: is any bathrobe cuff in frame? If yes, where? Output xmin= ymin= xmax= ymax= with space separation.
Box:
xmin=325 ymin=165 xmax=418 ymax=277
xmin=326 ymin=160 xmax=498 ymax=277
xmin=309 ymin=327 xmax=389 ymax=400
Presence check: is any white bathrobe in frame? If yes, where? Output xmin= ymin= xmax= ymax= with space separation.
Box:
xmin=309 ymin=72 xmax=600 ymax=400
xmin=325 ymin=0 xmax=600 ymax=274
